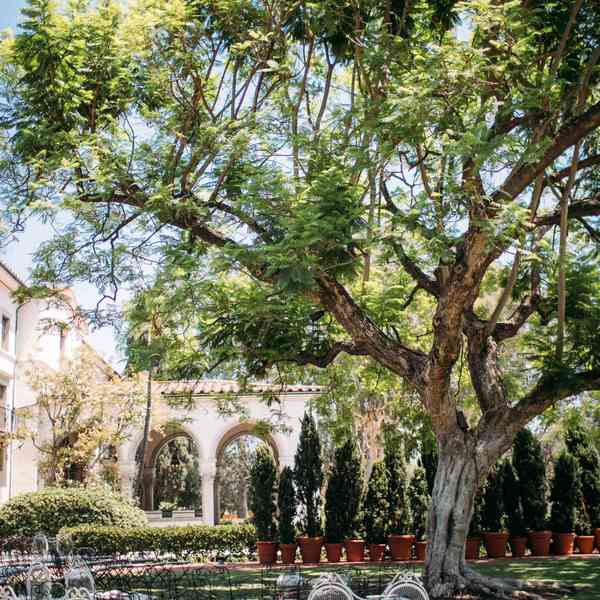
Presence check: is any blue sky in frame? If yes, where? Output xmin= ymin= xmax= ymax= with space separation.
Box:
xmin=1 ymin=0 xmax=125 ymax=368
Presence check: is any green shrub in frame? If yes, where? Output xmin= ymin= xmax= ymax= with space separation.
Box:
xmin=407 ymin=467 xmax=430 ymax=541
xmin=325 ymin=443 xmax=348 ymax=543
xmin=482 ymin=463 xmax=505 ymax=532
xmin=419 ymin=422 xmax=438 ymax=496
xmin=294 ymin=412 xmax=323 ymax=537
xmin=62 ymin=523 xmax=257 ymax=559
xmin=468 ymin=491 xmax=485 ymax=538
xmin=385 ymin=434 xmax=411 ymax=535
xmin=512 ymin=429 xmax=547 ymax=531
xmin=0 ymin=487 xmax=147 ymax=537
xmin=501 ymin=459 xmax=526 ymax=538
xmin=278 ymin=467 xmax=296 ymax=544
xmin=363 ymin=461 xmax=389 ymax=544
xmin=249 ymin=445 xmax=277 ymax=541
xmin=550 ymin=452 xmax=582 ymax=534
xmin=565 ymin=423 xmax=600 ymax=528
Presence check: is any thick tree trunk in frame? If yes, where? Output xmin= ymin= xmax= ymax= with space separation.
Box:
xmin=424 ymin=433 xmax=478 ymax=599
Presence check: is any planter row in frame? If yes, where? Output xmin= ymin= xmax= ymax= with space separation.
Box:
xmin=465 ymin=528 xmax=600 ymax=560
xmin=257 ymin=535 xmax=427 ymax=565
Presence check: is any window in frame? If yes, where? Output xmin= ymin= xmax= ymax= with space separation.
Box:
xmin=1 ymin=316 xmax=9 ymax=351
xmin=0 ymin=384 xmax=6 ymax=433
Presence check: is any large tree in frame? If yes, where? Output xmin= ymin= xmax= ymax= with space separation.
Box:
xmin=2 ymin=0 xmax=600 ymax=597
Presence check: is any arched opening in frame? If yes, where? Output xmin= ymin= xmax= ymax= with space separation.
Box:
xmin=214 ymin=424 xmax=278 ymax=524
xmin=135 ymin=427 xmax=202 ymax=511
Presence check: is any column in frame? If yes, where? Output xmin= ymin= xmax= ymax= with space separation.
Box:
xmin=201 ymin=460 xmax=216 ymax=525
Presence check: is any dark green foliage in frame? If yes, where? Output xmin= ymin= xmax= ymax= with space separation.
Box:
xmin=0 ymin=487 xmax=147 ymax=537
xmin=482 ymin=464 xmax=505 ymax=532
xmin=501 ymin=459 xmax=526 ymax=538
xmin=565 ymin=423 xmax=600 ymax=528
xmin=419 ymin=423 xmax=438 ymax=496
xmin=550 ymin=452 xmax=582 ymax=534
xmin=294 ymin=413 xmax=323 ymax=537
xmin=154 ymin=437 xmax=201 ymax=509
xmin=334 ymin=438 xmax=363 ymax=539
xmin=468 ymin=491 xmax=485 ymax=538
xmin=385 ymin=433 xmax=411 ymax=534
xmin=363 ymin=462 xmax=389 ymax=545
xmin=249 ymin=445 xmax=277 ymax=541
xmin=278 ymin=467 xmax=296 ymax=544
xmin=407 ymin=467 xmax=430 ymax=541
xmin=63 ymin=523 xmax=257 ymax=559
xmin=325 ymin=442 xmax=353 ymax=543
xmin=512 ymin=429 xmax=547 ymax=532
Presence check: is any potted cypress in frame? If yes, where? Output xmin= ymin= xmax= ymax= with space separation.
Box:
xmin=575 ymin=497 xmax=595 ymax=555
xmin=550 ymin=451 xmax=582 ymax=556
xmin=565 ymin=423 xmax=600 ymax=551
xmin=408 ymin=467 xmax=430 ymax=561
xmin=466 ymin=491 xmax=484 ymax=560
xmin=363 ymin=461 xmax=389 ymax=562
xmin=324 ymin=444 xmax=346 ymax=563
xmin=294 ymin=412 xmax=324 ymax=563
xmin=385 ymin=435 xmax=413 ymax=561
xmin=338 ymin=438 xmax=365 ymax=562
xmin=482 ymin=464 xmax=508 ymax=558
xmin=513 ymin=429 xmax=550 ymax=556
xmin=278 ymin=466 xmax=297 ymax=564
xmin=250 ymin=445 xmax=278 ymax=564
xmin=501 ymin=459 xmax=527 ymax=557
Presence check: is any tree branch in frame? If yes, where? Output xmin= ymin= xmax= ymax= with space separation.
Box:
xmin=533 ymin=195 xmax=600 ymax=227
xmin=295 ymin=340 xmax=369 ymax=367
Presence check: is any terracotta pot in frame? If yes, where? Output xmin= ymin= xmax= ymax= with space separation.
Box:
xmin=528 ymin=531 xmax=552 ymax=556
xmin=325 ymin=543 xmax=343 ymax=563
xmin=297 ymin=537 xmax=323 ymax=563
xmin=280 ymin=543 xmax=297 ymax=564
xmin=595 ymin=528 xmax=600 ymax=551
xmin=576 ymin=535 xmax=595 ymax=555
xmin=415 ymin=541 xmax=427 ymax=561
xmin=465 ymin=538 xmax=481 ymax=560
xmin=388 ymin=534 xmax=415 ymax=561
xmin=483 ymin=532 xmax=509 ymax=559
xmin=553 ymin=532 xmax=575 ymax=556
xmin=345 ymin=539 xmax=365 ymax=562
xmin=369 ymin=543 xmax=386 ymax=562
xmin=257 ymin=541 xmax=278 ymax=565
xmin=509 ymin=537 xmax=527 ymax=558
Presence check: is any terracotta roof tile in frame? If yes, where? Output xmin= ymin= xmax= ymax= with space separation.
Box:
xmin=157 ymin=379 xmax=323 ymax=396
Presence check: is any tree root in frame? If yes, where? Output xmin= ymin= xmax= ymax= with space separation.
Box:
xmin=427 ymin=564 xmax=579 ymax=599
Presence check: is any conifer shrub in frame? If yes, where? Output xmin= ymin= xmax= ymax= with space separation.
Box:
xmin=325 ymin=443 xmax=348 ymax=543
xmin=565 ymin=423 xmax=600 ymax=528
xmin=468 ymin=491 xmax=485 ymax=538
xmin=550 ymin=451 xmax=582 ymax=534
xmin=249 ymin=445 xmax=277 ymax=541
xmin=385 ymin=433 xmax=411 ymax=534
xmin=501 ymin=459 xmax=526 ymax=538
xmin=419 ymin=423 xmax=438 ymax=496
xmin=363 ymin=462 xmax=389 ymax=545
xmin=278 ymin=466 xmax=297 ymax=544
xmin=482 ymin=464 xmax=505 ymax=532
xmin=512 ymin=429 xmax=547 ymax=531
xmin=293 ymin=412 xmax=323 ymax=537
xmin=407 ymin=467 xmax=430 ymax=541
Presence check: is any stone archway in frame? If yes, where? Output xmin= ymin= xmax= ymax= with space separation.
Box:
xmin=213 ymin=423 xmax=279 ymax=524
xmin=136 ymin=427 xmax=200 ymax=511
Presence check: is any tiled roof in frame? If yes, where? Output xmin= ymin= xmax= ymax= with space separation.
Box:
xmin=157 ymin=379 xmax=323 ymax=396
xmin=0 ymin=259 xmax=27 ymax=288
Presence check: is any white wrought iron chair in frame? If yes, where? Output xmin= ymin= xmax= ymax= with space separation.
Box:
xmin=307 ymin=581 xmax=354 ymax=600
xmin=0 ymin=585 xmax=18 ymax=600
xmin=26 ymin=563 xmax=52 ymax=600
xmin=381 ymin=572 xmax=429 ymax=600
xmin=64 ymin=558 xmax=95 ymax=600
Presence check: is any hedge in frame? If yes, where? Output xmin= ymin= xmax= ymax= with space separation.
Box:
xmin=0 ymin=487 xmax=147 ymax=537
xmin=62 ymin=523 xmax=257 ymax=559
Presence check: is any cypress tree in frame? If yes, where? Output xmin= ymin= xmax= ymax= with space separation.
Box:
xmin=419 ymin=422 xmax=438 ymax=496
xmin=278 ymin=466 xmax=296 ymax=544
xmin=468 ymin=490 xmax=485 ymax=538
xmin=249 ymin=445 xmax=277 ymax=541
xmin=385 ymin=433 xmax=411 ymax=534
xmin=408 ymin=467 xmax=430 ymax=541
xmin=550 ymin=451 xmax=582 ymax=533
xmin=512 ymin=429 xmax=547 ymax=532
xmin=363 ymin=461 xmax=389 ymax=544
xmin=482 ymin=464 xmax=505 ymax=532
xmin=501 ymin=459 xmax=526 ymax=538
xmin=565 ymin=423 xmax=600 ymax=528
xmin=294 ymin=412 xmax=323 ymax=537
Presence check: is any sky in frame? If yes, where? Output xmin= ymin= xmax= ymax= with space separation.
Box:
xmin=0 ymin=0 xmax=125 ymax=369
